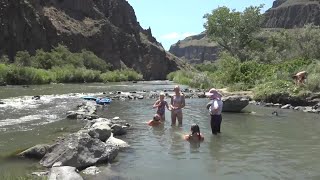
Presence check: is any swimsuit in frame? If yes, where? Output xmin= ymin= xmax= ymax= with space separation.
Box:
xmin=157 ymin=101 xmax=168 ymax=116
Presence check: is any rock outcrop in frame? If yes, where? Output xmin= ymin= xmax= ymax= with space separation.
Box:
xmin=40 ymin=131 xmax=119 ymax=169
xmin=264 ymin=0 xmax=320 ymax=28
xmin=222 ymin=96 xmax=250 ymax=112
xmin=169 ymin=32 xmax=220 ymax=64
xmin=0 ymin=0 xmax=185 ymax=80
xmin=48 ymin=165 xmax=83 ymax=180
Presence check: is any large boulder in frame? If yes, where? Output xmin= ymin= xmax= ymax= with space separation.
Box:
xmin=40 ymin=131 xmax=119 ymax=169
xmin=111 ymin=124 xmax=127 ymax=136
xmin=88 ymin=122 xmax=112 ymax=142
xmin=18 ymin=144 xmax=53 ymax=159
xmin=48 ymin=166 xmax=83 ymax=180
xmin=106 ymin=135 xmax=130 ymax=151
xmin=222 ymin=96 xmax=249 ymax=112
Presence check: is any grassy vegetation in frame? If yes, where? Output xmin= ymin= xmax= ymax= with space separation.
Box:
xmin=168 ymin=24 xmax=320 ymax=102
xmin=0 ymin=45 xmax=143 ymax=85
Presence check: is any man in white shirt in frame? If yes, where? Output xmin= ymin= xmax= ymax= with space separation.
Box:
xmin=206 ymin=88 xmax=223 ymax=135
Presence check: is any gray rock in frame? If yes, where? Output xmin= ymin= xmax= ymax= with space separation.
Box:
xmin=18 ymin=144 xmax=52 ymax=159
xmin=40 ymin=131 xmax=119 ymax=169
xmin=303 ymin=106 xmax=320 ymax=113
xmin=66 ymin=111 xmax=78 ymax=119
xmin=222 ymin=96 xmax=249 ymax=112
xmin=294 ymin=106 xmax=302 ymax=111
xmin=264 ymin=103 xmax=274 ymax=107
xmin=281 ymin=104 xmax=292 ymax=109
xmin=273 ymin=103 xmax=282 ymax=108
xmin=85 ymin=118 xmax=113 ymax=129
xmin=82 ymin=166 xmax=101 ymax=175
xmin=249 ymin=100 xmax=256 ymax=104
xmin=0 ymin=101 xmax=5 ymax=104
xmin=197 ymin=92 xmax=206 ymax=98
xmin=106 ymin=135 xmax=130 ymax=151
xmin=111 ymin=124 xmax=127 ymax=136
xmin=48 ymin=166 xmax=83 ymax=180
xmin=31 ymin=171 xmax=49 ymax=177
xmin=88 ymin=122 xmax=112 ymax=142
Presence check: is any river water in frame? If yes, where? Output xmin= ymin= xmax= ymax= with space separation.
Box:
xmin=0 ymin=82 xmax=320 ymax=180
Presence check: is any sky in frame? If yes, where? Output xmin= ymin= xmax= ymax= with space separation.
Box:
xmin=127 ymin=0 xmax=275 ymax=50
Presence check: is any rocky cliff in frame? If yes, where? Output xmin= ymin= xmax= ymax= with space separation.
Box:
xmin=0 ymin=0 xmax=184 ymax=80
xmin=264 ymin=0 xmax=320 ymax=28
xmin=169 ymin=32 xmax=220 ymax=64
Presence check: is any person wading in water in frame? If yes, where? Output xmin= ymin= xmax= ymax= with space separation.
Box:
xmin=170 ymin=85 xmax=185 ymax=126
xmin=206 ymin=88 xmax=223 ymax=135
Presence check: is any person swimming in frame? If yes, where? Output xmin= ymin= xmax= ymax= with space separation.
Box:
xmin=147 ymin=114 xmax=162 ymax=126
xmin=153 ymin=92 xmax=170 ymax=121
xmin=184 ymin=124 xmax=204 ymax=142
xmin=170 ymin=85 xmax=185 ymax=126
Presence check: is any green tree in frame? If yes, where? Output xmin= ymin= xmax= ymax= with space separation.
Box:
xmin=0 ymin=55 xmax=10 ymax=64
xmin=204 ymin=5 xmax=264 ymax=61
xmin=15 ymin=51 xmax=32 ymax=66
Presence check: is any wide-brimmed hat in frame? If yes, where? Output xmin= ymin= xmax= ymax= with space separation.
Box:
xmin=205 ymin=88 xmax=222 ymax=99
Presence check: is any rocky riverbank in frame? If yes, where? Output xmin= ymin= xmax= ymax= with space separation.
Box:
xmin=17 ymin=101 xmax=130 ymax=179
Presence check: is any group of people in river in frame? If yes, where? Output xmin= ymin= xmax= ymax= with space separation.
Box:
xmin=147 ymin=85 xmax=223 ymax=142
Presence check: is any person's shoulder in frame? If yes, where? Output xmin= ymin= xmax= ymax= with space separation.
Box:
xmin=200 ymin=134 xmax=204 ymax=141
xmin=184 ymin=135 xmax=190 ymax=140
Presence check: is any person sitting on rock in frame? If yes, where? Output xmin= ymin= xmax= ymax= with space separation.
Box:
xmin=184 ymin=124 xmax=204 ymax=142
xmin=147 ymin=114 xmax=162 ymax=126
xmin=292 ymin=71 xmax=307 ymax=85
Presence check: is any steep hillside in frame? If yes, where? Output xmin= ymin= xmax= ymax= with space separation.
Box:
xmin=0 ymin=0 xmax=185 ymax=80
xmin=169 ymin=0 xmax=320 ymax=63
xmin=264 ymin=0 xmax=320 ymax=28
xmin=169 ymin=32 xmax=220 ymax=64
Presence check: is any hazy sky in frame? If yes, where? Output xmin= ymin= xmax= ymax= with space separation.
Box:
xmin=127 ymin=0 xmax=274 ymax=50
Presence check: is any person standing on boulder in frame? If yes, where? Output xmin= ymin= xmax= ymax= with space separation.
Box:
xmin=206 ymin=88 xmax=223 ymax=135
xmin=170 ymin=85 xmax=185 ymax=126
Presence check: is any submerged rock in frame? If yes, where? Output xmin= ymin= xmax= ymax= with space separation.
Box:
xmin=222 ymin=95 xmax=249 ymax=112
xmin=82 ymin=166 xmax=101 ymax=175
xmin=48 ymin=166 xmax=83 ymax=180
xmin=32 ymin=171 xmax=49 ymax=177
xmin=18 ymin=144 xmax=52 ymax=159
xmin=66 ymin=102 xmax=98 ymax=120
xmin=40 ymin=131 xmax=119 ymax=169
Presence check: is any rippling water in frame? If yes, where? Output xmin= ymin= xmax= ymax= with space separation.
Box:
xmin=1 ymin=82 xmax=320 ymax=180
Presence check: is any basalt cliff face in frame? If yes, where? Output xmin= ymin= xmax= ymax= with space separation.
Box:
xmin=264 ymin=0 xmax=320 ymax=28
xmin=168 ymin=32 xmax=220 ymax=64
xmin=0 ymin=0 xmax=184 ymax=80
xmin=169 ymin=0 xmax=320 ymax=63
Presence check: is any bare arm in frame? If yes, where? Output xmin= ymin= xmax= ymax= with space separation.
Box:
xmin=153 ymin=100 xmax=160 ymax=108
xmin=206 ymin=100 xmax=213 ymax=110
xmin=170 ymin=96 xmax=174 ymax=109
xmin=180 ymin=95 xmax=185 ymax=108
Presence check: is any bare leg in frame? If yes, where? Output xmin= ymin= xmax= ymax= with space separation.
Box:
xmin=171 ymin=111 xmax=177 ymax=126
xmin=161 ymin=114 xmax=165 ymax=121
xmin=177 ymin=110 xmax=183 ymax=126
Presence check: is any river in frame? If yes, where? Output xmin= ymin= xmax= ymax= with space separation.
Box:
xmin=0 ymin=82 xmax=320 ymax=180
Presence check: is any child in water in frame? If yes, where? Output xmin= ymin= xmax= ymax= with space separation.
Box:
xmin=153 ymin=92 xmax=170 ymax=121
xmin=184 ymin=124 xmax=204 ymax=142
xmin=147 ymin=114 xmax=162 ymax=126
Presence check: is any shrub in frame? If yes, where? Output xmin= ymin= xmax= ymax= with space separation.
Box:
xmin=100 ymin=69 xmax=143 ymax=82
